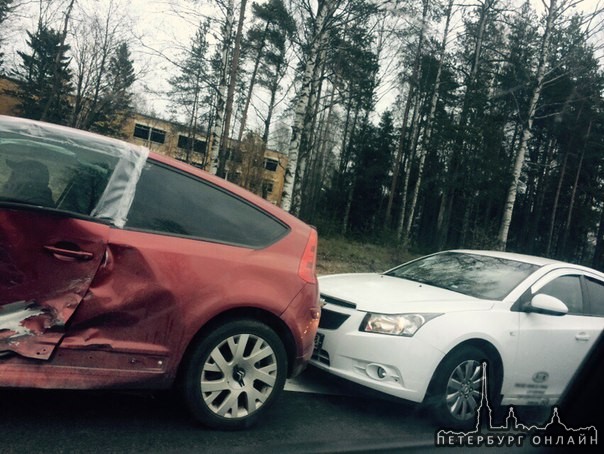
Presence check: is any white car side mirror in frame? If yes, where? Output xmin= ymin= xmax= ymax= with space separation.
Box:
xmin=528 ymin=293 xmax=569 ymax=316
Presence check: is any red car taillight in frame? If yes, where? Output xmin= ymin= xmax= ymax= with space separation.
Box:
xmin=298 ymin=228 xmax=318 ymax=284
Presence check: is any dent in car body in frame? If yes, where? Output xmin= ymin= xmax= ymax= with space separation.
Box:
xmin=0 ymin=210 xmax=110 ymax=359
xmin=0 ymin=223 xmax=315 ymax=389
xmin=60 ymin=240 xmax=178 ymax=364
xmin=0 ymin=238 xmax=177 ymax=389
xmin=0 ymin=118 xmax=319 ymax=393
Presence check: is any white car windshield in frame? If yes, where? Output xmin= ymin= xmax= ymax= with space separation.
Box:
xmin=385 ymin=252 xmax=539 ymax=300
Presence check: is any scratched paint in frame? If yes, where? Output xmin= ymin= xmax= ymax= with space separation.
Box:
xmin=0 ymin=300 xmax=47 ymax=339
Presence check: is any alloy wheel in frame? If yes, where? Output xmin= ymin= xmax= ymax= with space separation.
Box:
xmin=445 ymin=359 xmax=483 ymax=421
xmin=200 ymin=333 xmax=278 ymax=418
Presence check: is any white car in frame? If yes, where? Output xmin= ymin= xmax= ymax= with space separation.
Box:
xmin=311 ymin=250 xmax=604 ymax=428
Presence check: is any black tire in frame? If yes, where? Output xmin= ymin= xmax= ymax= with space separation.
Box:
xmin=181 ymin=319 xmax=287 ymax=430
xmin=426 ymin=346 xmax=497 ymax=430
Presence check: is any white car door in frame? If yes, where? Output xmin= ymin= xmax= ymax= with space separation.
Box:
xmin=504 ymin=271 xmax=604 ymax=406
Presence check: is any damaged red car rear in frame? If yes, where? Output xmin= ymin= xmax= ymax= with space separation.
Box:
xmin=0 ymin=115 xmax=320 ymax=429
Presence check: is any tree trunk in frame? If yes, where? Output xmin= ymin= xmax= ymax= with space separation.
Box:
xmin=281 ymin=0 xmax=338 ymax=213
xmin=40 ymin=0 xmax=75 ymax=122
xmin=526 ymin=138 xmax=554 ymax=253
xmin=560 ymin=149 xmax=584 ymax=258
xmin=209 ymin=0 xmax=234 ymax=175
xmin=71 ymin=67 xmax=85 ymax=127
xmin=306 ymin=85 xmax=335 ymax=222
xmin=404 ymin=0 xmax=453 ymax=241
xmin=385 ymin=1 xmax=430 ymax=228
xmin=593 ymin=206 xmax=604 ymax=270
xmin=497 ymin=0 xmax=557 ymax=249
xmin=342 ymin=174 xmax=356 ymax=235
xmin=216 ymin=0 xmax=248 ymax=178
xmin=560 ymin=120 xmax=591 ymax=257
xmin=262 ymin=62 xmax=280 ymax=143
xmin=296 ymin=48 xmax=326 ymax=217
xmin=546 ymin=149 xmax=567 ymax=256
xmin=397 ymin=90 xmax=422 ymax=240
xmin=384 ymin=103 xmax=408 ymax=228
xmin=238 ymin=23 xmax=269 ymax=143
xmin=185 ymin=68 xmax=202 ymax=164
xmin=338 ymin=89 xmax=354 ymax=175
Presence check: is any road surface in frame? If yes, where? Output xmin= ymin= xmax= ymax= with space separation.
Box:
xmin=2 ymin=366 xmax=439 ymax=453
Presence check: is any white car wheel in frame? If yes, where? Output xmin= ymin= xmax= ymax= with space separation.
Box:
xmin=428 ymin=346 xmax=495 ymax=429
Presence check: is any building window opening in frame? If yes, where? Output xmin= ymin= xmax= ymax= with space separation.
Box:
xmin=177 ymin=135 xmax=206 ymax=154
xmin=133 ymin=123 xmax=166 ymax=144
xmin=264 ymin=158 xmax=279 ymax=172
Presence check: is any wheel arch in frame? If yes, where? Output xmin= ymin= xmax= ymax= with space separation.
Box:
xmin=175 ymin=306 xmax=298 ymax=384
xmin=429 ymin=338 xmax=504 ymax=398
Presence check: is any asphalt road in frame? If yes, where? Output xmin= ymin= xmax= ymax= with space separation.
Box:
xmin=1 ymin=366 xmax=439 ymax=454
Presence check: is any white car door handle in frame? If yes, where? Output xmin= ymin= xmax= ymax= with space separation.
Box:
xmin=575 ymin=332 xmax=590 ymax=342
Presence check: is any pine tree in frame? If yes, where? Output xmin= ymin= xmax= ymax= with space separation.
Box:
xmin=239 ymin=0 xmax=295 ymax=144
xmin=351 ymin=111 xmax=396 ymax=234
xmin=437 ymin=0 xmax=505 ymax=248
xmin=89 ymin=42 xmax=136 ymax=136
xmin=168 ymin=20 xmax=212 ymax=163
xmin=14 ymin=25 xmax=73 ymax=124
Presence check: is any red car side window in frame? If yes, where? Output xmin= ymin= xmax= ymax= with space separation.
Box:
xmin=126 ymin=161 xmax=288 ymax=248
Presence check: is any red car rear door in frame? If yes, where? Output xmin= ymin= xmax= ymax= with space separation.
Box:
xmin=0 ymin=209 xmax=109 ymax=359
xmin=0 ymin=116 xmax=148 ymax=360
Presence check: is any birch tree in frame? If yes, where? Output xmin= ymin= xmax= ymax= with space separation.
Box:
xmin=209 ymin=0 xmax=234 ymax=174
xmin=216 ymin=0 xmax=248 ymax=177
xmin=281 ymin=0 xmax=349 ymax=214
xmin=497 ymin=0 xmax=559 ymax=249
xmin=0 ymin=0 xmax=13 ymax=71
xmin=283 ymin=0 xmax=379 ymax=215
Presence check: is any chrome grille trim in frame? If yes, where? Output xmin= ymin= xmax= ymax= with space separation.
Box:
xmin=320 ymin=294 xmax=356 ymax=309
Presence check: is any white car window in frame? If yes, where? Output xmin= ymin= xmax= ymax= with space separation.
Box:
xmin=538 ymin=275 xmax=583 ymax=314
xmin=584 ymin=277 xmax=604 ymax=316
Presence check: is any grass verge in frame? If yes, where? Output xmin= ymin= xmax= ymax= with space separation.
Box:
xmin=316 ymin=236 xmax=416 ymax=275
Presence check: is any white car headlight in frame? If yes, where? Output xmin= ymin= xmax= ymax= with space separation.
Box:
xmin=361 ymin=313 xmax=442 ymax=337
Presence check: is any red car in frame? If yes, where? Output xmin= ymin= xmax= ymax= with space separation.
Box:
xmin=0 ymin=115 xmax=320 ymax=429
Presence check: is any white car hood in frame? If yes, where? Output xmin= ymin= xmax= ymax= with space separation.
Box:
xmin=319 ymin=273 xmax=494 ymax=313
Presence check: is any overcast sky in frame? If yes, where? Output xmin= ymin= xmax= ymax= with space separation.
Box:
xmin=3 ymin=0 xmax=603 ymax=132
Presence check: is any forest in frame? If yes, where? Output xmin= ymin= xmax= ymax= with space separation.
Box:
xmin=1 ymin=0 xmax=603 ymax=268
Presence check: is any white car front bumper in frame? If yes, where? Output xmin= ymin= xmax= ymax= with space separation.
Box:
xmin=310 ymin=303 xmax=446 ymax=403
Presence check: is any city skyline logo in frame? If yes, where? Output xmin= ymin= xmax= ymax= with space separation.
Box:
xmin=435 ymin=363 xmax=598 ymax=448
